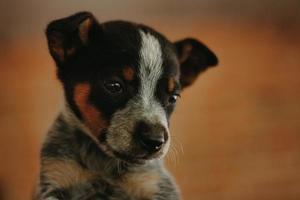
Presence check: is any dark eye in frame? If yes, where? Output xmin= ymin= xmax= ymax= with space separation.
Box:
xmin=168 ymin=94 xmax=180 ymax=104
xmin=104 ymin=80 xmax=123 ymax=94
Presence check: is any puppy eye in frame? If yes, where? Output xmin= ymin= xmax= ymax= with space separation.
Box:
xmin=168 ymin=94 xmax=180 ymax=104
xmin=104 ymin=80 xmax=123 ymax=94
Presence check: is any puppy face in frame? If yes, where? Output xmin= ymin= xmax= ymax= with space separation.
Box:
xmin=46 ymin=12 xmax=218 ymax=163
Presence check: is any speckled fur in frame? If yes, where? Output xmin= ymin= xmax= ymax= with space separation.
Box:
xmin=35 ymin=11 xmax=218 ymax=200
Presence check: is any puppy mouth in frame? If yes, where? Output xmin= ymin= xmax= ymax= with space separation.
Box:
xmin=111 ymin=151 xmax=148 ymax=164
xmin=112 ymin=149 xmax=164 ymax=164
xmin=97 ymin=130 xmax=163 ymax=163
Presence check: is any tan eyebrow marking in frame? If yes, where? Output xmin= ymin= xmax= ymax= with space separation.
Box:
xmin=167 ymin=77 xmax=175 ymax=93
xmin=123 ymin=66 xmax=135 ymax=81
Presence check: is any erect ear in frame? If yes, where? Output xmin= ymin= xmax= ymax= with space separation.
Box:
xmin=174 ymin=38 xmax=218 ymax=88
xmin=46 ymin=12 xmax=97 ymax=64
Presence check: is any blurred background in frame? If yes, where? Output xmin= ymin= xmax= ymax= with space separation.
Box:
xmin=0 ymin=0 xmax=300 ymax=199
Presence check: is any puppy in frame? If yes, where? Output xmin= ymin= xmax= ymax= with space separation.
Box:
xmin=36 ymin=12 xmax=218 ymax=200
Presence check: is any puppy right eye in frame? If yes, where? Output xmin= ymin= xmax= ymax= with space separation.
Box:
xmin=104 ymin=80 xmax=123 ymax=94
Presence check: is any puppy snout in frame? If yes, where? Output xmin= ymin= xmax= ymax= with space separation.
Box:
xmin=135 ymin=121 xmax=168 ymax=153
xmin=140 ymin=133 xmax=165 ymax=152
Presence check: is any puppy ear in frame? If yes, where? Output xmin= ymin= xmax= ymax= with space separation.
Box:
xmin=46 ymin=12 xmax=97 ymax=64
xmin=174 ymin=38 xmax=218 ymax=88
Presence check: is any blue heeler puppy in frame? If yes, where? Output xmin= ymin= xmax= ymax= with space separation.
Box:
xmin=35 ymin=12 xmax=218 ymax=200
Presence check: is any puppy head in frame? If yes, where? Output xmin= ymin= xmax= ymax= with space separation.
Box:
xmin=46 ymin=12 xmax=218 ymax=163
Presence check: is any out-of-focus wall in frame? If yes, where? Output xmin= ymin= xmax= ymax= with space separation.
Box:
xmin=0 ymin=1 xmax=300 ymax=200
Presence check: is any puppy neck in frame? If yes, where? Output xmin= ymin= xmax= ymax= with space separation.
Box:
xmin=57 ymin=103 xmax=161 ymax=177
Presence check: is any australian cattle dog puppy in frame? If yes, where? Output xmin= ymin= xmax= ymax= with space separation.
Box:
xmin=36 ymin=12 xmax=218 ymax=200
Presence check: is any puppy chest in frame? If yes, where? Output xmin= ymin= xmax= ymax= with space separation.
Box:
xmin=119 ymin=171 xmax=161 ymax=199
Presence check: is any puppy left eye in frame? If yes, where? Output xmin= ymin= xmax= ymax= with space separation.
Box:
xmin=168 ymin=94 xmax=180 ymax=104
xmin=104 ymin=80 xmax=123 ymax=94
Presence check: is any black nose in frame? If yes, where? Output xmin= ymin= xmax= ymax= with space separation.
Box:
xmin=140 ymin=134 xmax=165 ymax=152
xmin=135 ymin=121 xmax=167 ymax=153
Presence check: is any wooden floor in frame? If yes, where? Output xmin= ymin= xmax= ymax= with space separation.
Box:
xmin=0 ymin=14 xmax=300 ymax=200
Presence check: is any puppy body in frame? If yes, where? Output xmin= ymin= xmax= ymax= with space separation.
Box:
xmin=36 ymin=12 xmax=218 ymax=200
xmin=38 ymin=113 xmax=177 ymax=200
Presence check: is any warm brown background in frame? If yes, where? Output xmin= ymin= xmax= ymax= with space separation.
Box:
xmin=0 ymin=1 xmax=300 ymax=200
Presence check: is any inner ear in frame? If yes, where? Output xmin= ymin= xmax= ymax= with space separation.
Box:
xmin=46 ymin=12 xmax=97 ymax=63
xmin=174 ymin=38 xmax=218 ymax=88
xmin=78 ymin=17 xmax=94 ymax=45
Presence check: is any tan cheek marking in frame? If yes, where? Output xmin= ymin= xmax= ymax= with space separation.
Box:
xmin=123 ymin=66 xmax=135 ymax=81
xmin=168 ymin=77 xmax=175 ymax=93
xmin=42 ymin=159 xmax=100 ymax=188
xmin=74 ymin=83 xmax=108 ymax=136
xmin=119 ymin=171 xmax=160 ymax=199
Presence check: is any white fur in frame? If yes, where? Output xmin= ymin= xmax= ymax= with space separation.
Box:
xmin=138 ymin=30 xmax=163 ymax=104
xmin=138 ymin=30 xmax=168 ymax=129
xmin=106 ymin=30 xmax=170 ymax=155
